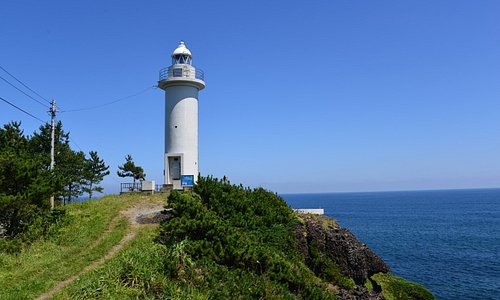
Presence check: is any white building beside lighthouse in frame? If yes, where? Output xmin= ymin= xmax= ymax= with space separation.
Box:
xmin=158 ymin=41 xmax=205 ymax=189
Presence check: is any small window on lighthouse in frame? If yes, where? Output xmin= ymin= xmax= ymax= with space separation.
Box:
xmin=173 ymin=68 xmax=182 ymax=77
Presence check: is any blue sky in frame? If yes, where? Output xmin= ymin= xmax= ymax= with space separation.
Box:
xmin=1 ymin=1 xmax=499 ymax=194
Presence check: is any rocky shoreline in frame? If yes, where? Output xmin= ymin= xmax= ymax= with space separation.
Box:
xmin=296 ymin=215 xmax=391 ymax=299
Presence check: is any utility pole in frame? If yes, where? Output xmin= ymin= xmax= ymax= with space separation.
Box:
xmin=49 ymin=99 xmax=56 ymax=209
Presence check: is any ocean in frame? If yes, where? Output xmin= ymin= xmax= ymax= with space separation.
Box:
xmin=281 ymin=188 xmax=500 ymax=300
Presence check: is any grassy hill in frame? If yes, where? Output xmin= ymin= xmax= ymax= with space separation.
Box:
xmin=0 ymin=177 xmax=433 ymax=299
xmin=0 ymin=193 xmax=163 ymax=299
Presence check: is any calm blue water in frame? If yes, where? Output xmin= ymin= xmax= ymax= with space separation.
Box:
xmin=282 ymin=188 xmax=500 ymax=300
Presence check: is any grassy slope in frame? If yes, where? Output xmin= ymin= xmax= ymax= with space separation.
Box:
xmin=0 ymin=193 xmax=155 ymax=300
xmin=51 ymin=226 xmax=205 ymax=300
xmin=0 ymin=191 xmax=434 ymax=300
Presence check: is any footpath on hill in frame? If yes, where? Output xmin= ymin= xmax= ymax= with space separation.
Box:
xmin=36 ymin=199 xmax=166 ymax=300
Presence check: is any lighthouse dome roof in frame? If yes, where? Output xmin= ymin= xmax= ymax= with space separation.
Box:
xmin=172 ymin=41 xmax=192 ymax=57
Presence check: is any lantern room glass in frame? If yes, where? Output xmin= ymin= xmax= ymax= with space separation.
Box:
xmin=172 ymin=54 xmax=192 ymax=65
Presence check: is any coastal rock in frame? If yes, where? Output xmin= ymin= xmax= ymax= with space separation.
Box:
xmin=295 ymin=215 xmax=390 ymax=299
xmin=336 ymin=285 xmax=384 ymax=300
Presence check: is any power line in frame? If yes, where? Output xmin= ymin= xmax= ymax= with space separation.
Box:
xmin=0 ymin=95 xmax=45 ymax=123
xmin=0 ymin=74 xmax=50 ymax=109
xmin=71 ymin=137 xmax=84 ymax=152
xmin=0 ymin=65 xmax=51 ymax=105
xmin=61 ymin=85 xmax=156 ymax=113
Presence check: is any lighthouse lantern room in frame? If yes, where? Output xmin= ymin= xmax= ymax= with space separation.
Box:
xmin=158 ymin=41 xmax=205 ymax=189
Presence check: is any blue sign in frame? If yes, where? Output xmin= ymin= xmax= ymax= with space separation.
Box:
xmin=181 ymin=175 xmax=194 ymax=187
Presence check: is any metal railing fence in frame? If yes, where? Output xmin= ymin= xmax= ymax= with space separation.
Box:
xmin=159 ymin=65 xmax=204 ymax=82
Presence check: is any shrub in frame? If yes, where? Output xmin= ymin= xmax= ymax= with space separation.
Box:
xmin=371 ymin=272 xmax=434 ymax=300
xmin=156 ymin=176 xmax=337 ymax=299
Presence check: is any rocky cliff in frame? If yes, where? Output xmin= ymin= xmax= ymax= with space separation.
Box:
xmin=295 ymin=214 xmax=390 ymax=299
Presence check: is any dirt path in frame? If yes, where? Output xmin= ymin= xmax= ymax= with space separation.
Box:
xmin=36 ymin=200 xmax=165 ymax=300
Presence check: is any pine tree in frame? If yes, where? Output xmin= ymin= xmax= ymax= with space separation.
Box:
xmin=30 ymin=121 xmax=85 ymax=203
xmin=59 ymin=150 xmax=86 ymax=204
xmin=0 ymin=122 xmax=54 ymax=237
xmin=117 ymin=154 xmax=146 ymax=185
xmin=0 ymin=120 xmax=109 ymax=242
xmin=82 ymin=151 xmax=110 ymax=200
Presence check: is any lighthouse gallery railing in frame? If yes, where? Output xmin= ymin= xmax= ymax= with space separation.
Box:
xmin=159 ymin=66 xmax=204 ymax=82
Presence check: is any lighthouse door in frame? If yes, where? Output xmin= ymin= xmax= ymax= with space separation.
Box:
xmin=169 ymin=157 xmax=181 ymax=181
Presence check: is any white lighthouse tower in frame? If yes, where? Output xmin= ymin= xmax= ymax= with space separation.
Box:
xmin=158 ymin=41 xmax=205 ymax=189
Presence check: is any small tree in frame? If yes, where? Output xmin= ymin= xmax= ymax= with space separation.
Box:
xmin=82 ymin=151 xmax=110 ymax=200
xmin=59 ymin=150 xmax=86 ymax=204
xmin=117 ymin=154 xmax=145 ymax=185
xmin=30 ymin=121 xmax=86 ymax=204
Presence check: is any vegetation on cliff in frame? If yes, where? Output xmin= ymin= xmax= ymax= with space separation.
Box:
xmin=160 ymin=176 xmax=434 ymax=299
xmin=156 ymin=176 xmax=339 ymax=298
xmin=0 ymin=175 xmax=434 ymax=299
xmin=66 ymin=176 xmax=430 ymax=299
xmin=372 ymin=273 xmax=434 ymax=300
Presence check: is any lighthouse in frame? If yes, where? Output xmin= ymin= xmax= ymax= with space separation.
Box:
xmin=158 ymin=41 xmax=205 ymax=189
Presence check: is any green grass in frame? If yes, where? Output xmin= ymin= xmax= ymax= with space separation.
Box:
xmin=0 ymin=193 xmax=158 ymax=300
xmin=365 ymin=278 xmax=373 ymax=291
xmin=52 ymin=226 xmax=205 ymax=300
xmin=371 ymin=273 xmax=434 ymax=300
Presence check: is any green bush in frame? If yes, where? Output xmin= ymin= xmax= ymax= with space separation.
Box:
xmin=371 ymin=272 xmax=434 ymax=300
xmin=156 ymin=176 xmax=337 ymax=299
xmin=0 ymin=237 xmax=23 ymax=254
xmin=0 ymin=206 xmax=67 ymax=254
